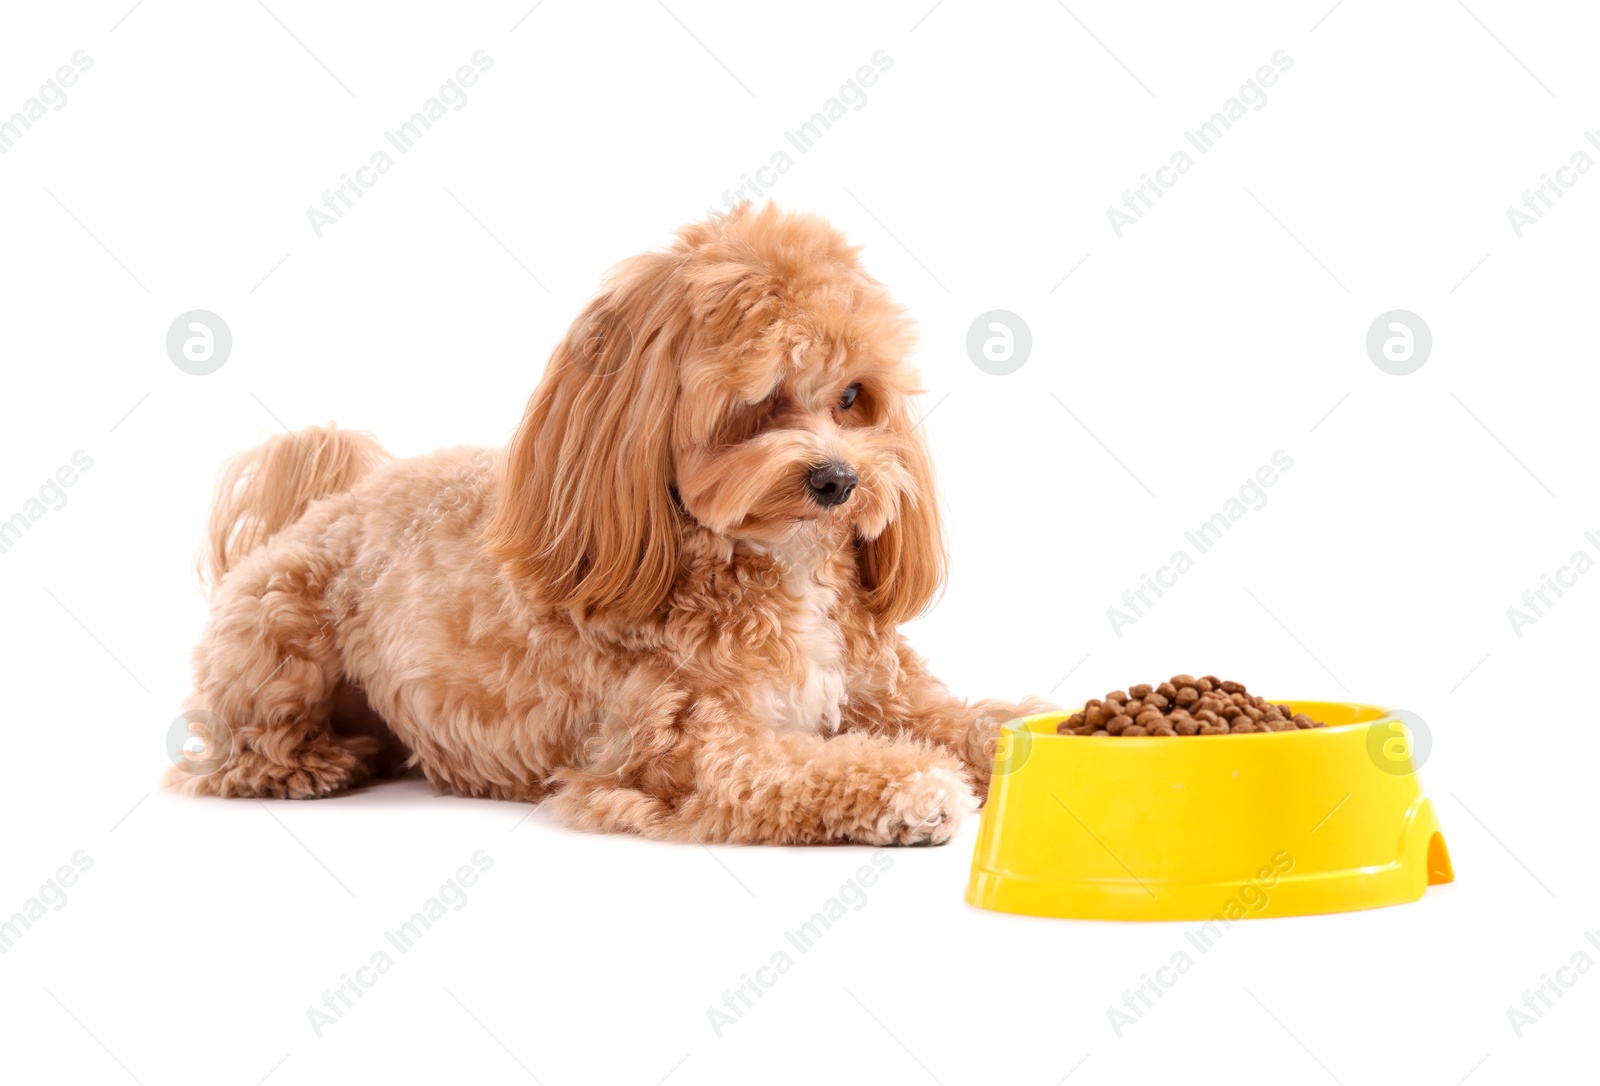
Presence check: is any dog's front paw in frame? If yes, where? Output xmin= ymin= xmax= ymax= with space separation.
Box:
xmin=874 ymin=767 xmax=978 ymax=846
xmin=961 ymin=698 xmax=1059 ymax=804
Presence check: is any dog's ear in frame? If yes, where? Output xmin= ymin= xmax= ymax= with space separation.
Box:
xmin=486 ymin=254 xmax=686 ymax=623
xmin=857 ymin=410 xmax=948 ymax=625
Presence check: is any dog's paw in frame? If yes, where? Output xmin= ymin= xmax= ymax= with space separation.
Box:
xmin=962 ymin=702 xmax=1053 ymax=797
xmin=874 ymin=767 xmax=977 ymax=846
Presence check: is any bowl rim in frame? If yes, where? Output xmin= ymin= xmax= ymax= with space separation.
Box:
xmin=1006 ymin=700 xmax=1400 ymax=741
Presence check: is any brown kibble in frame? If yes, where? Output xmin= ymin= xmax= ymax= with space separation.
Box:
xmin=1065 ymin=678 xmax=1327 ymax=739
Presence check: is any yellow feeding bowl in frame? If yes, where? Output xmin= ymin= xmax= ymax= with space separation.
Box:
xmin=967 ymin=702 xmax=1453 ymax=921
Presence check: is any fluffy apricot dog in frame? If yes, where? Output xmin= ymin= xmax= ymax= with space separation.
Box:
xmin=168 ymin=203 xmax=1046 ymax=845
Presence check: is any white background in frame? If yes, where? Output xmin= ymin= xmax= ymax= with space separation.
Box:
xmin=0 ymin=0 xmax=1594 ymax=1082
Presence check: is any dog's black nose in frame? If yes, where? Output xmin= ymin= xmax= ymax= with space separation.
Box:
xmin=807 ymin=462 xmax=859 ymax=507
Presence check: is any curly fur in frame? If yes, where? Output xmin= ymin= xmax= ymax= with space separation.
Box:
xmin=166 ymin=203 xmax=1048 ymax=845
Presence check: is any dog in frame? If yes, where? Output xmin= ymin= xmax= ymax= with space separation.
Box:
xmin=167 ymin=203 xmax=1048 ymax=845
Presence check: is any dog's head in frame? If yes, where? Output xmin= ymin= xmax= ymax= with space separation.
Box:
xmin=486 ymin=203 xmax=945 ymax=625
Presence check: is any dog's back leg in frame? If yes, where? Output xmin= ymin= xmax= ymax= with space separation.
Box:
xmin=168 ymin=424 xmax=389 ymax=799
xmin=168 ymin=546 xmax=377 ymax=798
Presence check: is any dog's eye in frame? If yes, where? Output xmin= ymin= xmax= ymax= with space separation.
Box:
xmin=838 ymin=384 xmax=860 ymax=411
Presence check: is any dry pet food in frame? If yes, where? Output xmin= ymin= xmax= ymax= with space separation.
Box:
xmin=1056 ymin=675 xmax=1327 ymax=737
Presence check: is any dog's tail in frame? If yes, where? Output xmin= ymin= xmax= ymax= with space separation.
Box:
xmin=200 ymin=425 xmax=390 ymax=592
